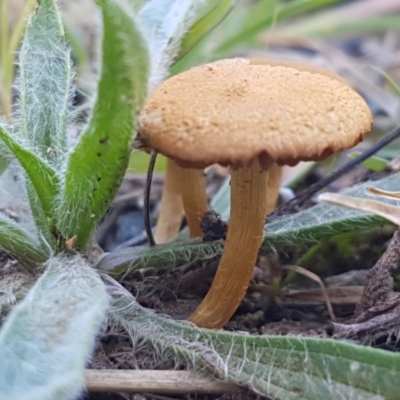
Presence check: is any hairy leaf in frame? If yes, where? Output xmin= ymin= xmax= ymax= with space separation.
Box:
xmin=262 ymin=171 xmax=400 ymax=247
xmin=0 ymin=255 xmax=108 ymax=400
xmin=136 ymin=0 xmax=205 ymax=90
xmin=0 ymin=213 xmax=48 ymax=267
xmin=18 ymin=0 xmax=72 ymax=166
xmin=0 ymin=140 xmax=13 ymax=178
xmin=0 ymin=124 xmax=59 ymax=243
xmin=110 ymin=289 xmax=400 ymax=399
xmin=57 ymin=0 xmax=149 ymax=250
xmin=102 ymin=171 xmax=400 ymax=274
xmin=97 ymin=240 xmax=223 ymax=276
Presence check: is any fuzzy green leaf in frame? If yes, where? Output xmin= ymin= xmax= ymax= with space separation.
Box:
xmin=0 ymin=255 xmax=108 ymax=400
xmin=102 ymin=171 xmax=400 ymax=275
xmin=0 ymin=124 xmax=59 ymax=238
xmin=57 ymin=0 xmax=149 ymax=250
xmin=175 ymin=0 xmax=235 ymax=61
xmin=262 ymin=172 xmax=400 ymax=247
xmin=136 ymin=0 xmax=206 ymax=90
xmin=97 ymin=240 xmax=223 ymax=276
xmin=0 ymin=142 xmax=13 ymax=177
xmin=18 ymin=0 xmax=72 ymax=166
xmin=0 ymin=157 xmax=9 ymax=177
xmin=0 ymin=213 xmax=48 ymax=267
xmin=110 ymin=290 xmax=400 ymax=399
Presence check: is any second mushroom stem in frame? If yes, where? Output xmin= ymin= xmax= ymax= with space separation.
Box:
xmin=180 ymin=167 xmax=209 ymax=239
xmin=189 ymin=159 xmax=268 ymax=328
xmin=265 ymin=163 xmax=282 ymax=215
xmin=154 ymin=159 xmax=184 ymax=243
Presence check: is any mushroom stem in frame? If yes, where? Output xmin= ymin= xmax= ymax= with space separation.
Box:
xmin=189 ymin=158 xmax=268 ymax=328
xmin=180 ymin=167 xmax=209 ymax=238
xmin=265 ymin=163 xmax=282 ymax=215
xmin=154 ymin=159 xmax=184 ymax=243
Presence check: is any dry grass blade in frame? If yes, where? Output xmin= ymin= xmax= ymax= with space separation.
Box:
xmin=282 ymin=265 xmax=336 ymax=321
xmin=366 ymin=186 xmax=400 ymax=200
xmin=318 ymin=192 xmax=400 ymax=226
xmin=281 ymin=286 xmax=364 ymax=306
xmin=84 ymin=370 xmax=241 ymax=394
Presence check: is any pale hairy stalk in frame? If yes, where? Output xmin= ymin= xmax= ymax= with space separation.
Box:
xmin=154 ymin=158 xmax=184 ymax=243
xmin=180 ymin=167 xmax=209 ymax=239
xmin=0 ymin=273 xmax=32 ymax=315
xmin=0 ymin=255 xmax=108 ymax=400
xmin=136 ymin=0 xmax=205 ymax=91
xmin=18 ymin=0 xmax=73 ymax=166
xmin=189 ymin=159 xmax=267 ymax=328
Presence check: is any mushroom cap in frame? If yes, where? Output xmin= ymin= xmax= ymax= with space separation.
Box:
xmin=248 ymin=57 xmax=349 ymax=86
xmin=136 ymin=58 xmax=372 ymax=169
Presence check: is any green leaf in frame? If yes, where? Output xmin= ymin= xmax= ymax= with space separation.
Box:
xmin=96 ymin=240 xmax=223 ymax=276
xmin=171 ymin=0 xmax=340 ymax=76
xmin=0 ymin=255 xmax=108 ymax=400
xmin=18 ymin=0 xmax=72 ymax=166
xmin=136 ymin=0 xmax=206 ymax=89
xmin=175 ymin=0 xmax=235 ymax=62
xmin=111 ymin=291 xmax=400 ymax=399
xmin=214 ymin=0 xmax=339 ymax=56
xmin=57 ymin=0 xmax=149 ymax=250
xmin=0 ymin=212 xmax=49 ymax=267
xmin=349 ymin=152 xmax=388 ymax=172
xmin=0 ymin=124 xmax=59 ymax=242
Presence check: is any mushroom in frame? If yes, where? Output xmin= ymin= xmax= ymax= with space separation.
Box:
xmin=136 ymin=58 xmax=372 ymax=328
xmin=248 ymin=57 xmax=349 ymax=84
xmin=153 ymin=158 xmax=184 ymax=243
xmin=148 ymin=58 xmax=346 ymax=243
xmin=248 ymin=57 xmax=351 ymax=214
xmin=136 ymin=143 xmax=209 ymax=244
xmin=154 ymin=158 xmax=208 ymax=242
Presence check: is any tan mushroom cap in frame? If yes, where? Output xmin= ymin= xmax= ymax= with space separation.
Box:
xmin=137 ymin=59 xmax=372 ymax=169
xmin=248 ymin=57 xmax=349 ymax=86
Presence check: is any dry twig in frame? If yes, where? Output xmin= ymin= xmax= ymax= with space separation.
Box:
xmin=85 ymin=369 xmax=242 ymax=395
